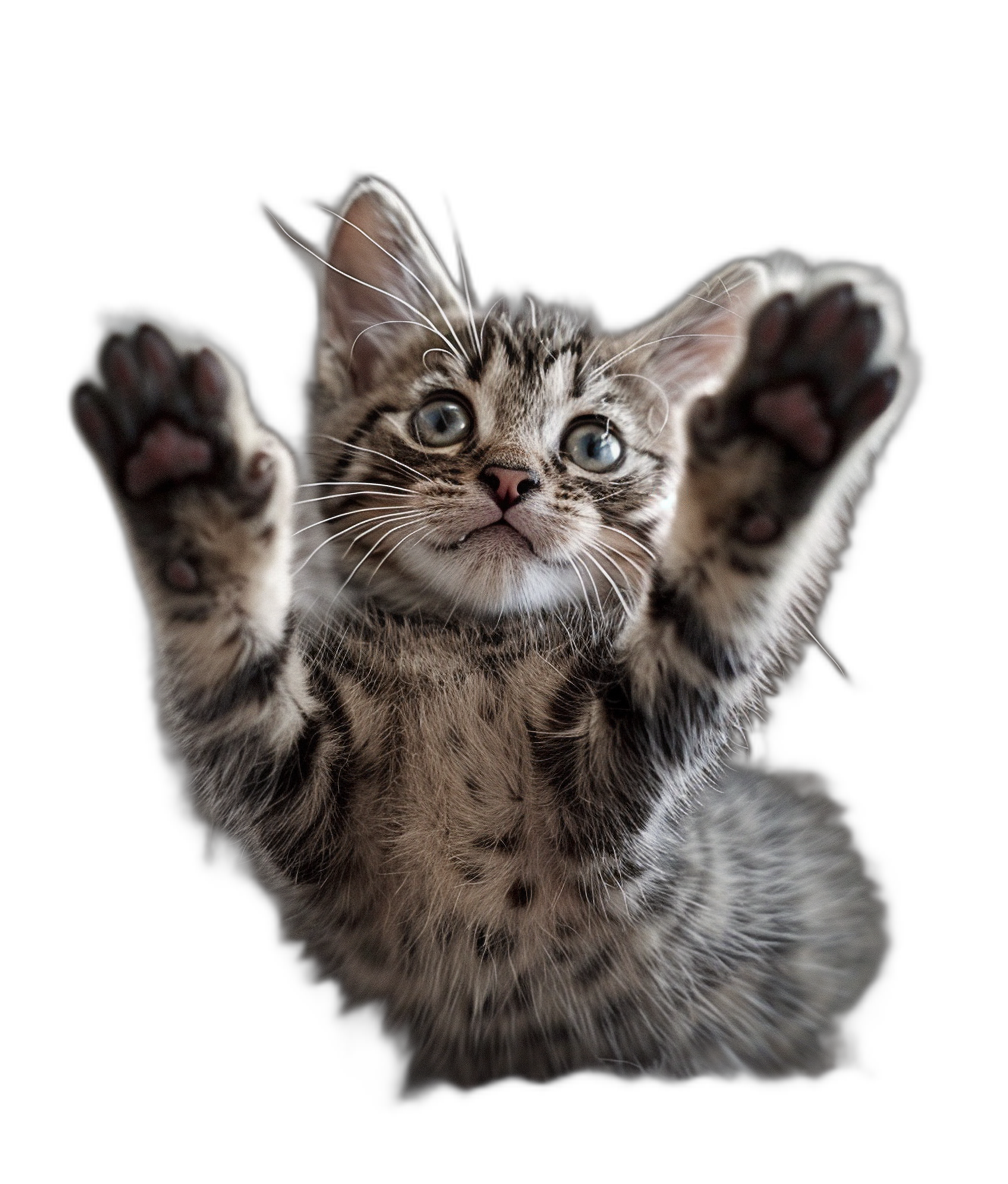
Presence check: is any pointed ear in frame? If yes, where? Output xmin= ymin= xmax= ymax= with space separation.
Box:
xmin=618 ymin=259 xmax=774 ymax=408
xmin=321 ymin=179 xmax=464 ymax=392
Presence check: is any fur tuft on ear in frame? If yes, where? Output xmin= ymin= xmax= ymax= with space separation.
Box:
xmin=319 ymin=178 xmax=466 ymax=393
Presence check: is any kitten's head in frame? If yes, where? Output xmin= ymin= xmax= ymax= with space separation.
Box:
xmin=298 ymin=179 xmax=755 ymax=620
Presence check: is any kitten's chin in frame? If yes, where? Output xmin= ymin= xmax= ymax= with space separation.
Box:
xmin=382 ymin=532 xmax=582 ymax=618
xmin=454 ymin=521 xmax=533 ymax=555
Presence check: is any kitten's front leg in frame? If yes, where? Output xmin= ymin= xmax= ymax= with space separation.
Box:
xmin=71 ymin=324 xmax=302 ymax=729
xmin=626 ymin=270 xmax=913 ymax=729
xmin=533 ymin=275 xmax=910 ymax=1074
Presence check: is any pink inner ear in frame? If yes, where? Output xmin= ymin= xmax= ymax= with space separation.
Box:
xmin=323 ymin=186 xmax=454 ymax=394
xmin=324 ymin=194 xmax=408 ymax=389
xmin=636 ymin=264 xmax=765 ymax=404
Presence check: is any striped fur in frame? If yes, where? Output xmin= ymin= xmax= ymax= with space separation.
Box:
xmin=73 ymin=178 xmax=914 ymax=1086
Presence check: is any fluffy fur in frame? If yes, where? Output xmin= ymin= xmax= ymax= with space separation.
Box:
xmin=72 ymin=178 xmax=914 ymax=1086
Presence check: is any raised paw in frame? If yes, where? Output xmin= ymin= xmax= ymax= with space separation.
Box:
xmin=744 ymin=285 xmax=897 ymax=464
xmin=689 ymin=283 xmax=900 ymax=544
xmin=73 ymin=326 xmax=275 ymax=510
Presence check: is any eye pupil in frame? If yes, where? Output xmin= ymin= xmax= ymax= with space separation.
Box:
xmin=415 ymin=395 xmax=473 ymax=446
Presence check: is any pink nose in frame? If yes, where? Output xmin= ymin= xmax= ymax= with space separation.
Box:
xmin=480 ymin=466 xmax=538 ymax=510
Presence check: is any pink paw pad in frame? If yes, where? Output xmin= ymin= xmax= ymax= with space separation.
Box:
xmin=163 ymin=558 xmax=200 ymax=591
xmin=751 ymin=383 xmax=834 ymax=467
xmin=124 ymin=420 xmax=213 ymax=497
xmin=739 ymin=511 xmax=781 ymax=545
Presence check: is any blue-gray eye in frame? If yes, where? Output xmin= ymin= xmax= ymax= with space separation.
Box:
xmin=563 ymin=418 xmax=623 ymax=472
xmin=414 ymin=396 xmax=473 ymax=446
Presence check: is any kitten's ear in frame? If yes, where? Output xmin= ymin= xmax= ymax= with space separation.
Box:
xmin=321 ymin=178 xmax=464 ymax=392
xmin=619 ymin=259 xmax=784 ymax=410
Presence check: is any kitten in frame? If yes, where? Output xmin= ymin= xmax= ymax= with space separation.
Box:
xmin=73 ymin=178 xmax=914 ymax=1086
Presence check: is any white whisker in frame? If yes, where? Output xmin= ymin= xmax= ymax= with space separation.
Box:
xmin=687 ymin=291 xmax=742 ymax=319
xmin=320 ymin=207 xmax=472 ymax=365
xmin=313 ymin=434 xmax=434 ymax=484
xmin=580 ymin=338 xmax=604 ymax=371
xmin=293 ymin=509 xmax=424 ymax=575
xmin=596 ymin=522 xmax=658 ymax=563
xmin=478 ymin=298 xmax=505 ymax=357
xmin=580 ymin=550 xmax=632 ymax=616
xmin=423 ymin=347 xmax=456 ymax=368
xmin=608 ymin=371 xmax=673 ymax=435
xmin=299 ymin=480 xmax=417 ymax=493
xmin=267 ymin=210 xmax=464 ymax=365
xmin=571 ymin=553 xmax=604 ymax=616
xmin=338 ymin=512 xmax=428 ymax=568
xmin=595 ymin=332 xmax=739 ymax=376
xmin=338 ymin=510 xmax=427 ymax=558
xmin=366 ymin=521 xmax=434 ymax=584
xmin=796 ymin=618 xmax=848 ymax=679
xmin=717 ymin=273 xmax=744 ymax=306
xmin=584 ymin=540 xmax=632 ymax=582
xmin=328 ymin=516 xmax=431 ymax=605
xmin=451 ymin=219 xmax=482 ymax=361
xmin=294 ymin=503 xmax=419 ymax=536
xmin=565 ymin=556 xmax=592 ymax=610
xmin=588 ymin=538 xmax=649 ymax=582
xmin=295 ymin=491 xmax=414 ymax=506
xmin=350 ymin=319 xmax=446 ymax=364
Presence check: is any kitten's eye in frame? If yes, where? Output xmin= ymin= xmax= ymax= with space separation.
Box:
xmin=563 ymin=418 xmax=623 ymax=472
xmin=414 ymin=395 xmax=474 ymax=446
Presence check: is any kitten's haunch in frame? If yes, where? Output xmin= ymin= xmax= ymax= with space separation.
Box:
xmin=73 ymin=177 xmax=914 ymax=1086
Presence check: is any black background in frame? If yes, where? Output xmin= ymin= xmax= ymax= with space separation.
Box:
xmin=31 ymin=62 xmax=985 ymax=1155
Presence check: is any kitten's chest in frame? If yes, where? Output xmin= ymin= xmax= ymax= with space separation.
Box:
xmin=303 ymin=615 xmax=654 ymax=1011
xmin=329 ymin=618 xmax=583 ymax=917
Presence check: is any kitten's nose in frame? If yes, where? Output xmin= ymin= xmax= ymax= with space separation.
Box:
xmin=480 ymin=466 xmax=539 ymax=511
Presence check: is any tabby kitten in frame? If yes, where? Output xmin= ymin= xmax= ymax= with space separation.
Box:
xmin=73 ymin=178 xmax=914 ymax=1086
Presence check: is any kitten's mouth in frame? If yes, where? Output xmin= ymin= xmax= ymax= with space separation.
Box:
xmin=449 ymin=520 xmax=534 ymax=554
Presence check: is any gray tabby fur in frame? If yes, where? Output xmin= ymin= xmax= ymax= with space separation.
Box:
xmin=72 ymin=177 xmax=914 ymax=1087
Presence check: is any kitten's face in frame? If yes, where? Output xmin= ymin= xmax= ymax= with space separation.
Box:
xmin=310 ymin=306 xmax=672 ymax=617
xmin=299 ymin=180 xmax=748 ymax=619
